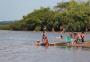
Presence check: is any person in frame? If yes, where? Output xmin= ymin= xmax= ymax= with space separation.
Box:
xmin=72 ymin=33 xmax=78 ymax=45
xmin=60 ymin=26 xmax=65 ymax=39
xmin=80 ymin=32 xmax=85 ymax=43
xmin=35 ymin=27 xmax=49 ymax=47
xmin=65 ymin=33 xmax=73 ymax=45
xmin=60 ymin=35 xmax=63 ymax=39
xmin=35 ymin=40 xmax=41 ymax=46
xmin=41 ymin=27 xmax=49 ymax=46
xmin=77 ymin=32 xmax=82 ymax=43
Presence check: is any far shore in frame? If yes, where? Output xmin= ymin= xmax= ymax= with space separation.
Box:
xmin=0 ymin=30 xmax=90 ymax=33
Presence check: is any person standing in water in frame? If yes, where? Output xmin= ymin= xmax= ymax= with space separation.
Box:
xmin=72 ymin=33 xmax=79 ymax=45
xmin=81 ymin=32 xmax=85 ymax=43
xmin=41 ymin=27 xmax=49 ymax=46
xmin=67 ymin=32 xmax=73 ymax=42
xmin=60 ymin=26 xmax=65 ymax=39
xmin=35 ymin=27 xmax=49 ymax=47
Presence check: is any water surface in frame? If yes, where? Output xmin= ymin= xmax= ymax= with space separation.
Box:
xmin=0 ymin=30 xmax=90 ymax=62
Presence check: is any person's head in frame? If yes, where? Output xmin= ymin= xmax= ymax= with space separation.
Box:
xmin=43 ymin=30 xmax=45 ymax=33
xmin=82 ymin=32 xmax=84 ymax=34
xmin=43 ymin=26 xmax=46 ymax=31
xmin=69 ymin=33 xmax=73 ymax=37
xmin=36 ymin=40 xmax=40 ymax=43
xmin=35 ymin=40 xmax=40 ymax=46
xmin=73 ymin=33 xmax=77 ymax=36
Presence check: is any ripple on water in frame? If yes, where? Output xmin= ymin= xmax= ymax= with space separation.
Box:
xmin=0 ymin=31 xmax=90 ymax=62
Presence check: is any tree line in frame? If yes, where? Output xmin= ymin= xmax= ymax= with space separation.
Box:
xmin=9 ymin=0 xmax=90 ymax=32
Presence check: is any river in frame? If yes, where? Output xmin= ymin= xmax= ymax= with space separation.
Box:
xmin=0 ymin=30 xmax=90 ymax=62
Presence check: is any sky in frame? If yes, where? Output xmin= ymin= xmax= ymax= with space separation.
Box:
xmin=0 ymin=0 xmax=69 ymax=21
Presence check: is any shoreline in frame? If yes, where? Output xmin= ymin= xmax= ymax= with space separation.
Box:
xmin=0 ymin=30 xmax=90 ymax=33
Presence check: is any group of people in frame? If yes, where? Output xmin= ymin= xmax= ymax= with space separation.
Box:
xmin=64 ymin=32 xmax=85 ymax=45
xmin=35 ymin=27 xmax=85 ymax=47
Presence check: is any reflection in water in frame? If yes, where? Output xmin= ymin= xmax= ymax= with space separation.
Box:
xmin=0 ymin=30 xmax=90 ymax=62
xmin=0 ymin=44 xmax=90 ymax=62
xmin=56 ymin=46 xmax=90 ymax=51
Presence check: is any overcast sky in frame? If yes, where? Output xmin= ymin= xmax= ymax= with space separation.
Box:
xmin=0 ymin=0 xmax=70 ymax=21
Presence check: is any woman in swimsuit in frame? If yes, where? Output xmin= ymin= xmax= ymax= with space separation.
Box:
xmin=41 ymin=27 xmax=49 ymax=46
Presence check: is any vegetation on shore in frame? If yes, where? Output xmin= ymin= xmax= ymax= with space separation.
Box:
xmin=0 ymin=21 xmax=16 ymax=30
xmin=0 ymin=0 xmax=90 ymax=32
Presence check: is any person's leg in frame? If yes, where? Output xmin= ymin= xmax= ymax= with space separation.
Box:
xmin=41 ymin=43 xmax=45 ymax=46
xmin=82 ymin=38 xmax=84 ymax=42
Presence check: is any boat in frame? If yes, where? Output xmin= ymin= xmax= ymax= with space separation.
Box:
xmin=35 ymin=41 xmax=90 ymax=48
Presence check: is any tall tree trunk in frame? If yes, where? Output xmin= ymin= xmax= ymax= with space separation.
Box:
xmin=52 ymin=27 xmax=55 ymax=32
xmin=86 ymin=27 xmax=88 ymax=32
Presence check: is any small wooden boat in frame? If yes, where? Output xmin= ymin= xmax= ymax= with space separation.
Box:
xmin=35 ymin=41 xmax=90 ymax=48
xmin=49 ymin=42 xmax=67 ymax=46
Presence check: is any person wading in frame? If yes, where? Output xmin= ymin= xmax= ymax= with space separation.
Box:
xmin=41 ymin=27 xmax=49 ymax=47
